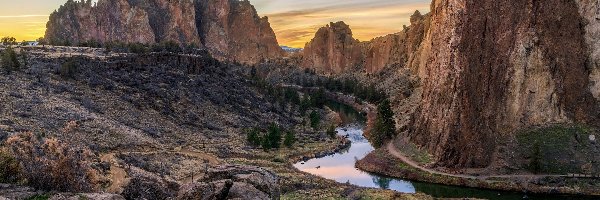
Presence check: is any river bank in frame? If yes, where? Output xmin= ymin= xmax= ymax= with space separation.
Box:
xmin=356 ymin=147 xmax=600 ymax=198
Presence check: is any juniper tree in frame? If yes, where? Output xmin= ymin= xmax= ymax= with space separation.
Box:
xmin=370 ymin=99 xmax=396 ymax=148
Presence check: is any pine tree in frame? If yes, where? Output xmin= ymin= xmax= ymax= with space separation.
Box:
xmin=370 ymin=99 xmax=396 ymax=148
xmin=284 ymin=131 xmax=296 ymax=148
xmin=309 ymin=111 xmax=321 ymax=129
xmin=246 ymin=128 xmax=261 ymax=146
xmin=266 ymin=123 xmax=282 ymax=149
xmin=1 ymin=46 xmax=20 ymax=72
xmin=326 ymin=125 xmax=337 ymax=139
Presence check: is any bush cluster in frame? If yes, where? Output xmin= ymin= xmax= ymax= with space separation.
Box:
xmin=1 ymin=46 xmax=21 ymax=72
xmin=60 ymin=58 xmax=79 ymax=79
xmin=294 ymin=75 xmax=387 ymax=104
xmin=4 ymin=132 xmax=100 ymax=192
xmin=246 ymin=123 xmax=296 ymax=150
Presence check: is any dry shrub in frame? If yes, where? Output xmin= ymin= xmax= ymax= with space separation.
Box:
xmin=5 ymin=132 xmax=100 ymax=192
xmin=0 ymin=148 xmax=21 ymax=183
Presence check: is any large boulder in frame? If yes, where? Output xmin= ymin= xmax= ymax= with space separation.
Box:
xmin=177 ymin=165 xmax=279 ymax=200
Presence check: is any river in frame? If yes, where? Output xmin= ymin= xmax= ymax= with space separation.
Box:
xmin=293 ymin=101 xmax=597 ymax=200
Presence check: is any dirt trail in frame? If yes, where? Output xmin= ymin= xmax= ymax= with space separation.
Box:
xmin=385 ymin=142 xmax=565 ymax=180
xmin=100 ymin=148 xmax=221 ymax=188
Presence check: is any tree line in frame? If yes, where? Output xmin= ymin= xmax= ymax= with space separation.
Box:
xmin=293 ymin=69 xmax=387 ymax=104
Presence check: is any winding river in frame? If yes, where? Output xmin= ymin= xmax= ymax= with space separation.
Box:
xmin=293 ymin=102 xmax=596 ymax=200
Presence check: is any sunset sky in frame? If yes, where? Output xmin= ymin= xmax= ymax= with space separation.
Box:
xmin=0 ymin=0 xmax=430 ymax=48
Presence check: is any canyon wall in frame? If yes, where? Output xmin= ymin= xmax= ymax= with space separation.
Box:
xmin=301 ymin=22 xmax=363 ymax=74
xmin=576 ymin=0 xmax=600 ymax=101
xmin=196 ymin=0 xmax=285 ymax=64
xmin=363 ymin=11 xmax=430 ymax=74
xmin=45 ymin=0 xmax=283 ymax=64
xmin=45 ymin=0 xmax=156 ymax=45
xmin=410 ymin=0 xmax=598 ymax=167
xmin=127 ymin=0 xmax=201 ymax=46
xmin=301 ymin=12 xmax=429 ymax=74
xmin=299 ymin=0 xmax=600 ymax=168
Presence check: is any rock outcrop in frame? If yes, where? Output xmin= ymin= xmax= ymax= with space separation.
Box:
xmin=301 ymin=22 xmax=363 ymax=74
xmin=576 ymin=0 xmax=600 ymax=101
xmin=196 ymin=0 xmax=285 ymax=64
xmin=44 ymin=0 xmax=283 ymax=64
xmin=177 ymin=165 xmax=280 ymax=200
xmin=410 ymin=0 xmax=599 ymax=167
xmin=125 ymin=0 xmax=201 ymax=46
xmin=363 ymin=11 xmax=430 ymax=74
xmin=45 ymin=0 xmax=156 ymax=45
xmin=301 ymin=12 xmax=429 ymax=75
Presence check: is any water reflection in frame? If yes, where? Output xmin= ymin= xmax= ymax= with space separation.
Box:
xmin=293 ymin=125 xmax=417 ymax=193
xmin=294 ymin=102 xmax=597 ymax=200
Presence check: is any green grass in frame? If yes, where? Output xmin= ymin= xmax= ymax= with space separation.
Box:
xmin=26 ymin=194 xmax=50 ymax=200
xmin=516 ymin=124 xmax=597 ymax=174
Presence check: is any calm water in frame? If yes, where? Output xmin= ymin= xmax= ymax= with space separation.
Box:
xmin=293 ymin=102 xmax=598 ymax=200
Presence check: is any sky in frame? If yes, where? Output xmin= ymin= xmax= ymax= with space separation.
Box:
xmin=0 ymin=0 xmax=430 ymax=48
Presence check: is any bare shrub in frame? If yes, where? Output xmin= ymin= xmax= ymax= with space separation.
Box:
xmin=5 ymin=132 xmax=100 ymax=192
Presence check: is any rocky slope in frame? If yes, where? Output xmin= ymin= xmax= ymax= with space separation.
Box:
xmin=44 ymin=0 xmax=283 ymax=64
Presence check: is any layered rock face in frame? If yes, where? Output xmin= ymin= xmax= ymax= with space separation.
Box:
xmin=45 ymin=0 xmax=156 ymax=45
xmin=302 ymin=12 xmax=429 ymax=75
xmin=196 ymin=0 xmax=285 ymax=64
xmin=45 ymin=0 xmax=283 ymax=64
xmin=126 ymin=0 xmax=201 ymax=45
xmin=301 ymin=22 xmax=363 ymax=74
xmin=410 ymin=0 xmax=598 ymax=167
xmin=363 ymin=11 xmax=430 ymax=74
xmin=576 ymin=0 xmax=600 ymax=101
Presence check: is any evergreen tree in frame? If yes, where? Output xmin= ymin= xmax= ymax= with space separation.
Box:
xmin=266 ymin=123 xmax=282 ymax=149
xmin=326 ymin=125 xmax=337 ymax=139
xmin=311 ymin=88 xmax=326 ymax=108
xmin=369 ymin=99 xmax=396 ymax=148
xmin=284 ymin=131 xmax=296 ymax=148
xmin=1 ymin=46 xmax=20 ymax=72
xmin=246 ymin=128 xmax=261 ymax=146
xmin=309 ymin=111 xmax=321 ymax=129
xmin=529 ymin=142 xmax=542 ymax=174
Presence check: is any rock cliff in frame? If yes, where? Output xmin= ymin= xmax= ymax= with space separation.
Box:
xmin=196 ymin=0 xmax=285 ymax=64
xmin=301 ymin=22 xmax=363 ymax=74
xmin=45 ymin=0 xmax=156 ymax=45
xmin=301 ymin=12 xmax=429 ymax=75
xmin=410 ymin=0 xmax=599 ymax=167
xmin=363 ymin=11 xmax=430 ymax=74
xmin=127 ymin=0 xmax=201 ymax=46
xmin=44 ymin=0 xmax=283 ymax=64
xmin=299 ymin=1 xmax=600 ymax=168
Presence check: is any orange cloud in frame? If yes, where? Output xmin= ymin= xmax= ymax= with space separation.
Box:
xmin=260 ymin=1 xmax=431 ymax=48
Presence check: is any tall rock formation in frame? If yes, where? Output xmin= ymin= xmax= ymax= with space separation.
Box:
xmin=44 ymin=0 xmax=283 ymax=64
xmin=196 ymin=0 xmax=285 ymax=64
xmin=127 ymin=0 xmax=201 ymax=45
xmin=301 ymin=12 xmax=429 ymax=75
xmin=45 ymin=0 xmax=156 ymax=45
xmin=301 ymin=22 xmax=363 ymax=74
xmin=363 ymin=11 xmax=430 ymax=74
xmin=410 ymin=0 xmax=598 ymax=167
